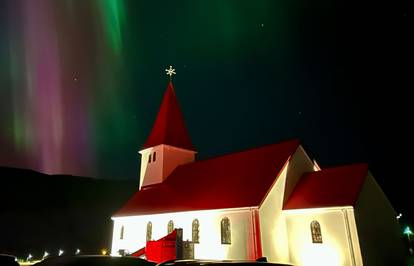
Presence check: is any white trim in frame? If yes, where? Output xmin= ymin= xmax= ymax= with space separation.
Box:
xmin=139 ymin=144 xmax=197 ymax=154
xmin=283 ymin=206 xmax=354 ymax=215
xmin=342 ymin=208 xmax=357 ymax=266
xmin=112 ymin=206 xmax=259 ymax=221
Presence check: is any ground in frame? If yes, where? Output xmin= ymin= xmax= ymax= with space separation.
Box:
xmin=407 ymin=256 xmax=414 ymax=266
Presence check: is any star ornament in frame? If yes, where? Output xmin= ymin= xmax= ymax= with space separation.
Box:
xmin=165 ymin=66 xmax=176 ymax=79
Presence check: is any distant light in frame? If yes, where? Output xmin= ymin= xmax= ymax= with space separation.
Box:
xmin=43 ymin=251 xmax=49 ymax=259
xmin=397 ymin=213 xmax=403 ymax=219
xmin=59 ymin=249 xmax=64 ymax=256
xmin=101 ymin=249 xmax=108 ymax=255
xmin=404 ymin=226 xmax=413 ymax=236
xmin=76 ymin=249 xmax=81 ymax=255
xmin=27 ymin=254 xmax=33 ymax=261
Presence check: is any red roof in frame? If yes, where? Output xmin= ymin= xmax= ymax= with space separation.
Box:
xmin=115 ymin=139 xmax=300 ymax=216
xmin=142 ymin=82 xmax=195 ymax=151
xmin=283 ymin=163 xmax=369 ymax=210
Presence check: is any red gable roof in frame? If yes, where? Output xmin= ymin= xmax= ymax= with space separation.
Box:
xmin=142 ymin=82 xmax=194 ymax=151
xmin=283 ymin=163 xmax=369 ymax=210
xmin=115 ymin=139 xmax=300 ymax=216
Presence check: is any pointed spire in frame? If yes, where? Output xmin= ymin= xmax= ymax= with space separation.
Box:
xmin=142 ymin=82 xmax=195 ymax=151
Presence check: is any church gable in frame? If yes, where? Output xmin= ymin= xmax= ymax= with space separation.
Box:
xmin=353 ymin=173 xmax=405 ymax=265
xmin=283 ymin=163 xmax=369 ymax=210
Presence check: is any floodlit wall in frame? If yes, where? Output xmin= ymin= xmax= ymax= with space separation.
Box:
xmin=139 ymin=146 xmax=162 ymax=188
xmin=139 ymin=144 xmax=195 ymax=189
xmin=258 ymin=146 xmax=314 ymax=264
xmin=111 ymin=208 xmax=258 ymax=260
xmin=285 ymin=207 xmax=363 ymax=266
xmin=162 ymin=145 xmax=196 ymax=180
xmin=283 ymin=145 xmax=315 ymax=205
xmin=354 ymin=173 xmax=405 ymax=266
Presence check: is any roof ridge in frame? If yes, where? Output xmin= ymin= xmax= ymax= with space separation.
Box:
xmin=160 ymin=82 xmax=172 ymax=143
xmin=303 ymin=162 xmax=368 ymax=175
xmin=172 ymin=139 xmax=300 ymax=170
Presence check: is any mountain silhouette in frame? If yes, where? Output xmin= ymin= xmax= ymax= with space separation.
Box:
xmin=0 ymin=166 xmax=136 ymax=258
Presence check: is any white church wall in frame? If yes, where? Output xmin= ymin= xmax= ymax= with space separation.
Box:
xmin=345 ymin=208 xmax=364 ymax=266
xmin=284 ymin=207 xmax=363 ymax=266
xmin=111 ymin=216 xmax=147 ymax=255
xmin=259 ymin=166 xmax=290 ymax=263
xmin=258 ymin=145 xmax=314 ymax=264
xmin=161 ymin=145 xmax=196 ymax=179
xmin=139 ymin=146 xmax=163 ymax=189
xmin=111 ymin=207 xmax=258 ymax=260
xmin=354 ymin=173 xmax=405 ymax=266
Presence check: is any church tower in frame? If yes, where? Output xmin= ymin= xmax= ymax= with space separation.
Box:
xmin=138 ymin=79 xmax=196 ymax=189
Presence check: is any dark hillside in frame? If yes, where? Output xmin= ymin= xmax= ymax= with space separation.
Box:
xmin=0 ymin=166 xmax=136 ymax=258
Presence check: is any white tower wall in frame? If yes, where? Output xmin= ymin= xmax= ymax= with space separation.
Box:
xmin=139 ymin=144 xmax=196 ymax=189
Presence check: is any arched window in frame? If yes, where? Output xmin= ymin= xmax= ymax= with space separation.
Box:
xmin=192 ymin=219 xmax=200 ymax=243
xmin=146 ymin=222 xmax=152 ymax=242
xmin=310 ymin=220 xmax=322 ymax=243
xmin=168 ymin=220 xmax=174 ymax=234
xmin=221 ymin=217 xmax=231 ymax=244
xmin=120 ymin=225 xmax=124 ymax=240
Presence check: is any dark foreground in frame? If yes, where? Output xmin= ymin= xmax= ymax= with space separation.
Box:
xmin=0 ymin=166 xmax=136 ymax=257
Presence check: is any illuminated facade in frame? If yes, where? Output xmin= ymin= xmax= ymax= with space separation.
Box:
xmin=111 ymin=82 xmax=404 ymax=266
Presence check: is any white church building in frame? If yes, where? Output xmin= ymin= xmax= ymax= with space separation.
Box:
xmin=111 ymin=80 xmax=404 ymax=266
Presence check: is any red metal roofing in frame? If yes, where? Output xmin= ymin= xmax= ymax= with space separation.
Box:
xmin=283 ymin=163 xmax=369 ymax=210
xmin=142 ymin=82 xmax=195 ymax=151
xmin=115 ymin=139 xmax=300 ymax=216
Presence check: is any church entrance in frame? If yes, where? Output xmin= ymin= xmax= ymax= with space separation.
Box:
xmin=130 ymin=228 xmax=194 ymax=262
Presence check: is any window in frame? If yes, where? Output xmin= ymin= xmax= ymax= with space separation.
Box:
xmin=148 ymin=154 xmax=152 ymax=163
xmin=192 ymin=219 xmax=200 ymax=243
xmin=221 ymin=217 xmax=231 ymax=244
xmin=120 ymin=225 xmax=124 ymax=240
xmin=153 ymin=152 xmax=157 ymax=162
xmin=168 ymin=220 xmax=174 ymax=234
xmin=311 ymin=220 xmax=322 ymax=243
xmin=146 ymin=222 xmax=152 ymax=242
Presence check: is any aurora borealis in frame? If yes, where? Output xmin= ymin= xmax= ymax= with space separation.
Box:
xmin=0 ymin=0 xmax=409 ymax=194
xmin=1 ymin=0 xmax=131 ymax=177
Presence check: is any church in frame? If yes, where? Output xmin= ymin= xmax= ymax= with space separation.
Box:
xmin=111 ymin=75 xmax=404 ymax=265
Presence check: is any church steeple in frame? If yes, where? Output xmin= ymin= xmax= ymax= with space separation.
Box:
xmin=138 ymin=69 xmax=196 ymax=189
xmin=142 ymin=81 xmax=195 ymax=151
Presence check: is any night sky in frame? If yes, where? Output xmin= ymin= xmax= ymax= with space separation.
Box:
xmin=0 ymin=1 xmax=411 ymax=216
